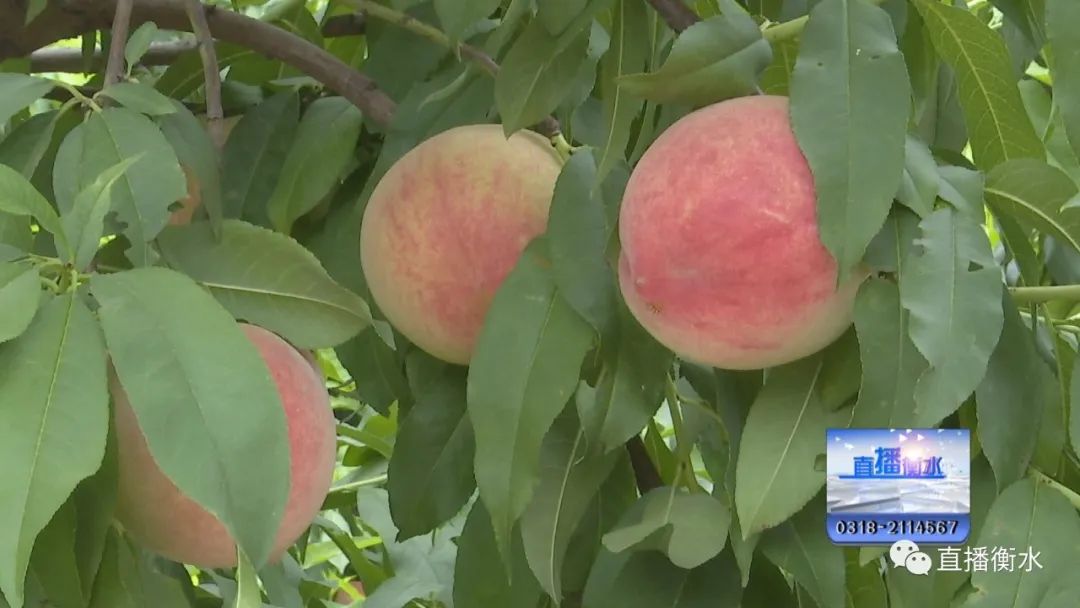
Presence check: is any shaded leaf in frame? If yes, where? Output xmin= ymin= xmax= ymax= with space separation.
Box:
xmin=387 ymin=353 xmax=475 ymax=540
xmin=596 ymin=0 xmax=649 ymax=182
xmin=0 ymin=74 xmax=54 ymax=126
xmin=618 ymin=4 xmax=772 ymax=106
xmin=454 ymin=501 xmax=541 ymax=608
xmin=759 ymin=497 xmax=845 ymax=608
xmin=221 ymin=91 xmax=299 ymax=223
xmin=984 ymin=159 xmax=1080 ymax=254
xmin=0 ymin=263 xmax=39 ymax=344
xmin=267 ymin=97 xmax=363 ymax=233
xmin=434 ymin=0 xmax=500 ymax=40
xmin=1046 ymin=0 xmax=1080 ymax=160
xmin=582 ymin=548 xmax=742 ymax=608
xmin=521 ymin=408 xmax=619 ymax=599
xmin=157 ymin=101 xmax=224 ymax=234
xmin=62 ymin=156 xmax=139 ymax=270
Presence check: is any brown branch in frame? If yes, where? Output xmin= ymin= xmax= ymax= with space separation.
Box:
xmin=103 ymin=0 xmax=134 ymax=85
xmin=644 ymin=0 xmax=699 ymax=32
xmin=28 ymin=15 xmax=364 ymax=73
xmin=626 ymin=436 xmax=663 ymax=493
xmin=181 ymin=0 xmax=223 ymax=150
xmin=1 ymin=0 xmax=395 ymax=128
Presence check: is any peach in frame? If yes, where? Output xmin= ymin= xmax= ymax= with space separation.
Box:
xmin=112 ymin=323 xmax=337 ymax=568
xmin=359 ymin=124 xmax=563 ymax=364
xmin=333 ymin=581 xmax=366 ymax=604
xmin=617 ymin=95 xmax=864 ymax=370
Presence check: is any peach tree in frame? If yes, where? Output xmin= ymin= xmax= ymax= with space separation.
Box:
xmin=1 ymin=0 xmax=1079 ymax=607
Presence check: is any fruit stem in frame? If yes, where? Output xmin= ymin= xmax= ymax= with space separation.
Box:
xmin=1009 ymin=284 xmax=1080 ymax=304
xmin=552 ymin=133 xmax=574 ymax=162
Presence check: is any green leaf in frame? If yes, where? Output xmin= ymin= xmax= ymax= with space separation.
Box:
xmin=984 ymin=159 xmax=1080 ymax=254
xmin=896 ymin=135 xmax=939 ymax=218
xmin=520 ymin=408 xmax=619 ymax=599
xmin=958 ymin=478 xmax=1080 ymax=608
xmin=596 ymin=0 xmax=648 ymax=182
xmin=466 ymin=238 xmax=594 ymax=561
xmin=1046 ymin=0 xmax=1080 ymax=161
xmin=603 ymin=486 xmax=731 ymax=569
xmin=845 ymin=551 xmax=888 ymax=608
xmin=761 ymin=38 xmax=799 ymax=96
xmin=434 ymin=0 xmax=500 ymax=39
xmin=29 ymin=500 xmax=87 ymax=608
xmin=734 ymin=351 xmax=851 ymax=536
xmin=759 ymin=497 xmax=845 ymax=608
xmin=790 ymin=0 xmax=910 ymax=275
xmin=578 ymin=303 xmax=673 ymax=451
xmin=454 ymin=502 xmax=542 ymax=608
xmin=976 ymin=297 xmax=1053 ymax=492
xmin=0 ymin=163 xmax=69 ymax=255
xmin=900 ymin=207 xmax=1004 ymax=426
xmin=62 ymin=156 xmax=140 ymax=270
xmin=221 ymin=91 xmax=299 ymax=223
xmin=157 ymin=101 xmax=224 ymax=233
xmin=547 ymin=150 xmax=620 ymax=335
xmin=0 ymin=74 xmax=54 ymax=126
xmin=92 ymin=267 xmax=290 ymax=567
xmin=157 ymin=220 xmax=371 ymax=349
xmin=851 ymin=228 xmax=929 ymax=431
xmin=581 ymin=548 xmax=742 ymax=608
xmin=124 ymin=23 xmax=159 ymax=68
xmin=617 ymin=4 xmax=772 ymax=106
xmin=387 ymin=353 xmax=475 ymax=540
xmin=0 ymin=263 xmax=39 ymax=344
xmin=337 ymin=323 xmax=411 ymax=417
xmin=912 ymin=0 xmax=1043 ymax=169
xmin=266 ymin=97 xmax=363 ymax=233
xmin=52 ymin=108 xmax=186 ymax=266
xmin=233 ymin=551 xmax=261 ymax=608
xmin=87 ymin=530 xmax=143 ymax=608
xmin=495 ymin=20 xmax=590 ymax=135
xmin=355 ymin=488 xmax=457 ymax=608
xmin=99 ymin=82 xmax=178 ymax=116
xmin=0 ymin=294 xmax=108 ymax=608
xmin=0 ymin=110 xmax=67 ymax=180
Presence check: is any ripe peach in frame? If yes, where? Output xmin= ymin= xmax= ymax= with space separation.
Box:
xmin=359 ymin=124 xmax=563 ymax=364
xmin=112 ymin=323 xmax=337 ymax=568
xmin=333 ymin=581 xmax=366 ymax=604
xmin=617 ymin=95 xmax=864 ymax=370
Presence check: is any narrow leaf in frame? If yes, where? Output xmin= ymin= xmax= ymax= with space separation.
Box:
xmin=596 ymin=0 xmax=648 ymax=182
xmin=467 ymin=239 xmax=594 ymax=560
xmin=99 ymin=82 xmax=179 ymax=116
xmin=912 ymin=0 xmax=1043 ymax=169
xmin=790 ymin=0 xmax=910 ymax=274
xmin=0 ymin=163 xmax=69 ymax=255
xmin=266 ymin=97 xmax=363 ymax=233
xmin=221 ymin=91 xmax=299 ymax=223
xmin=62 ymin=156 xmax=140 ymax=270
xmin=900 ymin=207 xmax=1004 ymax=426
xmin=0 ymin=294 xmax=108 ymax=607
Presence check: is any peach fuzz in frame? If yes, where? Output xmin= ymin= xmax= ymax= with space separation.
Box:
xmin=617 ymin=95 xmax=865 ymax=370
xmin=111 ymin=323 xmax=337 ymax=568
xmin=360 ymin=124 xmax=563 ymax=364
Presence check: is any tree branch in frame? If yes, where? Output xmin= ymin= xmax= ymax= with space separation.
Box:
xmin=103 ymin=0 xmax=134 ymax=85
xmin=644 ymin=0 xmax=699 ymax=32
xmin=1 ymin=0 xmax=396 ymax=128
xmin=29 ymin=15 xmax=365 ymax=73
xmin=626 ymin=436 xmax=663 ymax=493
xmin=181 ymin=0 xmax=223 ymax=150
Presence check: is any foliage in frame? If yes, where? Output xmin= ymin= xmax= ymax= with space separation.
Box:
xmin=1 ymin=0 xmax=1079 ymax=607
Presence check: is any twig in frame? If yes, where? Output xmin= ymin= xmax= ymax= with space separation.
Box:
xmin=644 ymin=0 xmax=699 ymax=32
xmin=181 ymin=0 xmax=224 ymax=150
xmin=626 ymin=436 xmax=663 ymax=493
xmin=349 ymin=0 xmax=562 ymax=137
xmin=2 ymin=0 xmax=397 ymax=128
xmin=103 ymin=0 xmax=135 ymax=86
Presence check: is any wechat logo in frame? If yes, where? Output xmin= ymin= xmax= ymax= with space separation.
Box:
xmin=890 ymin=540 xmax=933 ymax=575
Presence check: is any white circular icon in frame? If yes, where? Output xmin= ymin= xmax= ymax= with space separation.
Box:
xmin=905 ymin=551 xmax=933 ymax=575
xmin=889 ymin=539 xmax=919 ymax=568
